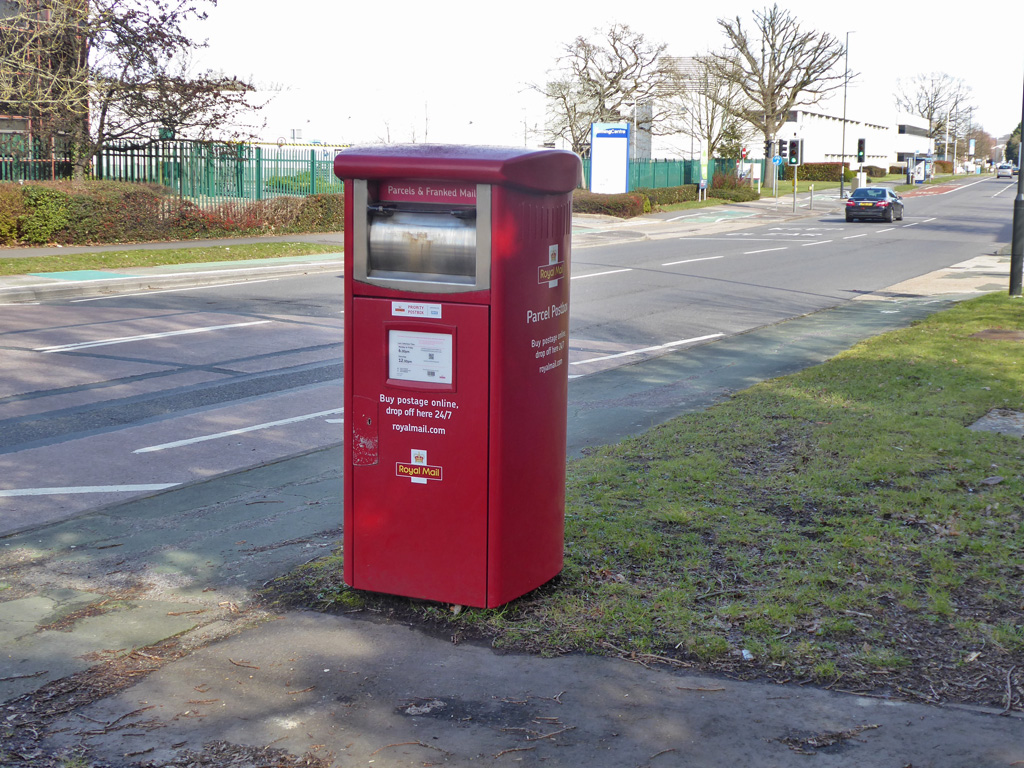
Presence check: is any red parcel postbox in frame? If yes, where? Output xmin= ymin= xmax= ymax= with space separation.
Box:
xmin=334 ymin=144 xmax=581 ymax=608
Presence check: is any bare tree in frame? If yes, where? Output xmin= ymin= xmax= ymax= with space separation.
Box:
xmin=663 ymin=56 xmax=752 ymax=158
xmin=535 ymin=23 xmax=678 ymax=155
xmin=702 ymin=4 xmax=847 ymax=145
xmin=894 ymin=72 xmax=972 ymax=143
xmin=0 ymin=0 xmax=90 ymax=150
xmin=0 ymin=0 xmax=264 ymax=180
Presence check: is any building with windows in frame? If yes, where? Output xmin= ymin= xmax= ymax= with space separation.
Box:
xmin=646 ymin=106 xmax=933 ymax=168
xmin=770 ymin=109 xmax=933 ymax=168
xmin=0 ymin=0 xmax=85 ymax=179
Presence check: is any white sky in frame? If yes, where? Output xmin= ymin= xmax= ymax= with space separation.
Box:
xmin=187 ymin=0 xmax=1024 ymax=151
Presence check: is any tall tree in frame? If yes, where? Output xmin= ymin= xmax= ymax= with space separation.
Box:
xmin=894 ymin=72 xmax=972 ymax=144
xmin=702 ymin=4 xmax=847 ymax=145
xmin=535 ymin=23 xmax=678 ymax=155
xmin=1006 ymin=123 xmax=1021 ymax=166
xmin=0 ymin=0 xmax=263 ymax=180
xmin=663 ymin=56 xmax=752 ymax=159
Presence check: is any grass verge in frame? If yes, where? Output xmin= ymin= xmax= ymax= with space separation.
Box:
xmin=0 ymin=242 xmax=342 ymax=276
xmin=264 ymin=293 xmax=1024 ymax=711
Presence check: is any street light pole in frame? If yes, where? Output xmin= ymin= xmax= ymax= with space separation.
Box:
xmin=1010 ymin=71 xmax=1024 ymax=296
xmin=839 ymin=31 xmax=852 ymax=199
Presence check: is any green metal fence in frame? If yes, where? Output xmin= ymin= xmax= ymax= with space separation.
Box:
xmin=0 ymin=133 xmax=73 ymax=181
xmin=581 ymin=157 xmax=771 ymax=190
xmin=4 ymin=139 xmax=774 ymax=203
xmin=95 ymin=141 xmax=345 ymax=202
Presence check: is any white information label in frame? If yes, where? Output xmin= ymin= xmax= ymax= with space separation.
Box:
xmin=389 ymin=330 xmax=453 ymax=384
xmin=392 ymin=302 xmax=442 ymax=319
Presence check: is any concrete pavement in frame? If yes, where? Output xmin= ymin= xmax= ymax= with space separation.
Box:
xmin=1 ymin=193 xmax=1021 ymax=767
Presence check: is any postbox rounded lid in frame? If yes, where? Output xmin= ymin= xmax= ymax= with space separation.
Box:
xmin=333 ymin=144 xmax=581 ymax=194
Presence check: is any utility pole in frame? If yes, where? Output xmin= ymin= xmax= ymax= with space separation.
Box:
xmin=839 ymin=31 xmax=853 ymax=199
xmin=1011 ymin=72 xmax=1024 ymax=296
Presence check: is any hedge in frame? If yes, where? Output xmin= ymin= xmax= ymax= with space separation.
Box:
xmin=0 ymin=181 xmax=344 ymax=246
xmin=573 ymin=178 xmax=761 ymax=218
xmin=572 ymin=189 xmax=649 ymax=217
xmin=780 ymin=162 xmax=845 ymax=182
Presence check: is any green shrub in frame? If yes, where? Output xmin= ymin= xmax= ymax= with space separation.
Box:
xmin=289 ymin=193 xmax=344 ymax=232
xmin=635 ymin=185 xmax=699 ymax=206
xmin=864 ymin=165 xmax=887 ymax=178
xmin=781 ymin=163 xmax=845 ymax=182
xmin=2 ymin=181 xmax=342 ymax=246
xmin=707 ymin=186 xmax=760 ymax=202
xmin=572 ymin=190 xmax=647 ymax=218
xmin=889 ymin=166 xmax=904 ymax=176
xmin=707 ymin=173 xmax=760 ymax=202
xmin=934 ymin=160 xmax=954 ymax=174
xmin=19 ymin=186 xmax=70 ymax=244
xmin=0 ymin=184 xmax=26 ymax=245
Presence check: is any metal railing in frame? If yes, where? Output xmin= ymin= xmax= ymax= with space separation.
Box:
xmin=581 ymin=157 xmax=756 ymax=190
xmin=0 ymin=132 xmax=74 ymax=181
xmin=95 ymin=141 xmax=345 ymax=201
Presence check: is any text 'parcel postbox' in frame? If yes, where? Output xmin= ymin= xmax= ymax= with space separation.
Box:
xmin=334 ymin=144 xmax=581 ymax=608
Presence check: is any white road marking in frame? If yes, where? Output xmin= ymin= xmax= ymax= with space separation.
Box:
xmin=133 ymin=408 xmax=344 ymax=454
xmin=571 ymin=268 xmax=632 ymax=280
xmin=802 ymin=240 xmax=833 ymax=246
xmin=71 ymin=279 xmax=276 ymax=302
xmin=571 ymin=333 xmax=724 ymax=365
xmin=35 ymin=320 xmax=272 ymax=353
xmin=662 ymin=256 xmax=725 ymax=266
xmin=0 ymin=484 xmax=178 ymax=497
xmin=875 ymin=228 xmax=895 ymax=233
xmin=664 ymin=212 xmax=710 ymax=221
xmin=744 ymin=247 xmax=788 ymax=254
xmin=844 ymin=234 xmax=867 ymax=239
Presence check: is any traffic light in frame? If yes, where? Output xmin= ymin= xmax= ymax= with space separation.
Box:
xmin=788 ymin=139 xmax=801 ymax=166
xmin=764 ymin=139 xmax=774 ymax=158
xmin=857 ymin=138 xmax=866 ymax=163
xmin=779 ymin=140 xmax=788 ymax=160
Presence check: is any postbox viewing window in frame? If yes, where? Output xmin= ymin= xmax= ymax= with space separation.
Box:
xmin=352 ymin=179 xmax=491 ymax=293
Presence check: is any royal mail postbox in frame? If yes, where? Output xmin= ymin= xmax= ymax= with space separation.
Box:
xmin=334 ymin=144 xmax=581 ymax=608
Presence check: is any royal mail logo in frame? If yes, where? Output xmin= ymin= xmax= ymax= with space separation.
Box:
xmin=538 ymin=262 xmax=566 ymax=284
xmin=541 ymin=244 xmax=564 ymax=287
xmin=399 ymin=449 xmax=440 ymax=484
xmin=396 ymin=462 xmax=443 ymax=481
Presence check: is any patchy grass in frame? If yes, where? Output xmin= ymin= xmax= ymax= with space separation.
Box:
xmin=263 ymin=292 xmax=1024 ymax=711
xmin=0 ymin=242 xmax=342 ymax=276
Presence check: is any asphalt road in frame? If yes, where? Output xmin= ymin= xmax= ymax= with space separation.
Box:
xmin=0 ymin=178 xmax=1014 ymax=532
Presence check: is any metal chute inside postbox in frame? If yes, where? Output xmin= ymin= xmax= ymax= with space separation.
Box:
xmin=335 ymin=144 xmax=581 ymax=608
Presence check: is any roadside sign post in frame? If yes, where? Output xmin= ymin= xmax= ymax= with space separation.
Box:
xmin=772 ymin=155 xmax=781 ymax=203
